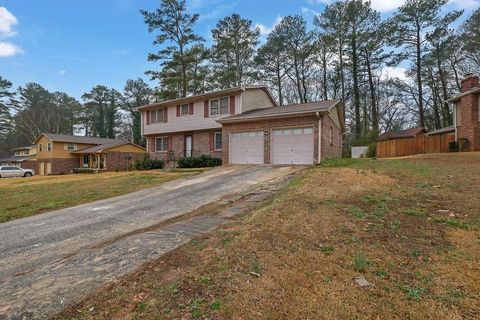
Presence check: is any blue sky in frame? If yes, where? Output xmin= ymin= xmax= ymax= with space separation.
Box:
xmin=0 ymin=0 xmax=478 ymax=100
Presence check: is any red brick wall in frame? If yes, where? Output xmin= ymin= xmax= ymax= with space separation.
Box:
xmin=321 ymin=114 xmax=343 ymax=160
xmin=221 ymin=116 xmax=321 ymax=165
xmin=21 ymin=160 xmax=37 ymax=171
xmin=147 ymin=129 xmax=222 ymax=167
xmin=457 ymin=75 xmax=480 ymax=151
xmin=36 ymin=158 xmax=79 ymax=175
xmin=457 ymin=94 xmax=480 ymax=151
xmin=106 ymin=152 xmax=144 ymax=170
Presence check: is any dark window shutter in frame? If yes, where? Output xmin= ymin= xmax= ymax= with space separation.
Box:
xmin=146 ymin=111 xmax=150 ymax=125
xmin=229 ymin=96 xmax=235 ymax=114
xmin=164 ymin=108 xmax=168 ymax=123
xmin=151 ymin=137 xmax=155 ymax=152
xmin=189 ymin=102 xmax=194 ymax=115
xmin=176 ymin=105 xmax=180 ymax=117
xmin=168 ymin=136 xmax=172 ymax=151
xmin=209 ymin=132 xmax=214 ymax=151
xmin=204 ymin=100 xmax=209 ymax=118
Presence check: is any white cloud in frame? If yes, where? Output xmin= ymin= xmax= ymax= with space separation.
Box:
xmin=0 ymin=41 xmax=23 ymax=57
xmin=255 ymin=16 xmax=283 ymax=36
xmin=58 ymin=69 xmax=67 ymax=76
xmin=0 ymin=7 xmax=17 ymax=38
xmin=369 ymin=0 xmax=406 ymax=12
xmin=301 ymin=7 xmax=321 ymax=16
xmin=382 ymin=66 xmax=408 ymax=81
xmin=0 ymin=7 xmax=22 ymax=57
xmin=305 ymin=0 xmax=406 ymax=12
xmin=448 ymin=0 xmax=480 ymax=10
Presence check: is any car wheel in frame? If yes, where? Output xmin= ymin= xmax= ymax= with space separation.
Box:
xmin=24 ymin=172 xmax=32 ymax=177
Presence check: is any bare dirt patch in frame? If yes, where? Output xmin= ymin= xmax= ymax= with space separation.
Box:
xmin=54 ymin=153 xmax=480 ymax=320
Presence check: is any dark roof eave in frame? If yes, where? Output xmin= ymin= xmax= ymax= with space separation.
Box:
xmin=217 ymin=110 xmax=329 ymax=124
xmin=136 ymin=86 xmax=277 ymax=112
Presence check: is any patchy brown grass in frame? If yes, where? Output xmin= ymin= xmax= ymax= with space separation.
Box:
xmin=55 ymin=153 xmax=480 ymax=320
xmin=0 ymin=171 xmax=186 ymax=223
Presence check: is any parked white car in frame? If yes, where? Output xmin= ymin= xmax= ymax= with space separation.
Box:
xmin=0 ymin=166 xmax=35 ymax=178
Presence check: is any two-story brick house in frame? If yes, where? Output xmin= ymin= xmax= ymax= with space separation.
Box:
xmin=139 ymin=86 xmax=345 ymax=166
xmin=447 ymin=74 xmax=480 ymax=151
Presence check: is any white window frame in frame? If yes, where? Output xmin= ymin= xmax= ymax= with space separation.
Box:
xmin=151 ymin=108 xmax=165 ymax=124
xmin=214 ymin=132 xmax=223 ymax=151
xmin=180 ymin=104 xmax=190 ymax=116
xmin=210 ymin=96 xmax=229 ymax=116
xmin=155 ymin=137 xmax=168 ymax=153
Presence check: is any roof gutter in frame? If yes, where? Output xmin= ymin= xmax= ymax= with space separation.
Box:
xmin=216 ymin=109 xmax=330 ymax=124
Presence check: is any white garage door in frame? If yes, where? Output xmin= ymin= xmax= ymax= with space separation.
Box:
xmin=230 ymin=131 xmax=264 ymax=164
xmin=272 ymin=127 xmax=314 ymax=165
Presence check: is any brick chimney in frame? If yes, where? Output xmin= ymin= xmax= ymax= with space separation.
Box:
xmin=460 ymin=74 xmax=479 ymax=93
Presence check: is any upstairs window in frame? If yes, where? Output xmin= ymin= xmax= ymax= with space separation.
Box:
xmin=210 ymin=97 xmax=229 ymax=116
xmin=38 ymin=144 xmax=43 ymax=152
xmin=150 ymin=108 xmax=165 ymax=124
xmin=47 ymin=143 xmax=52 ymax=151
xmin=65 ymin=143 xmax=77 ymax=151
xmin=181 ymin=104 xmax=190 ymax=116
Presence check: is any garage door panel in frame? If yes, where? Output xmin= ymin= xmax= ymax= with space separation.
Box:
xmin=272 ymin=127 xmax=313 ymax=165
xmin=230 ymin=131 xmax=264 ymax=164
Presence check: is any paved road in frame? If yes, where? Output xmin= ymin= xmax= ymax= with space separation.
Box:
xmin=0 ymin=165 xmax=300 ymax=319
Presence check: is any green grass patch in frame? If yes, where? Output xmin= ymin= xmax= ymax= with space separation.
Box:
xmin=0 ymin=172 xmax=182 ymax=223
xmin=353 ymin=253 xmax=371 ymax=272
xmin=433 ymin=217 xmax=470 ymax=229
xmin=398 ymin=285 xmax=427 ymax=300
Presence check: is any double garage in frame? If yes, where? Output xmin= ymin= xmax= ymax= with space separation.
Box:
xmin=217 ymin=101 xmax=344 ymax=166
xmin=229 ymin=127 xmax=315 ymax=165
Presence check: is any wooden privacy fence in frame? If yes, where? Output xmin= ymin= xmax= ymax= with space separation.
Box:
xmin=376 ymin=134 xmax=455 ymax=158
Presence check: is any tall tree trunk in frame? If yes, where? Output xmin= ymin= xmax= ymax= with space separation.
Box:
xmin=293 ymin=57 xmax=304 ymax=104
xmin=351 ymin=28 xmax=361 ymax=139
xmin=322 ymin=53 xmax=328 ymax=100
xmin=416 ymin=27 xmax=425 ymax=127
xmin=276 ymin=63 xmax=284 ymax=106
xmin=365 ymin=53 xmax=378 ymax=137
xmin=436 ymin=47 xmax=451 ymax=127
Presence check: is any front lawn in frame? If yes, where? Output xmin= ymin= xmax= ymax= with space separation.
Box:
xmin=56 ymin=153 xmax=480 ymax=319
xmin=0 ymin=171 xmax=186 ymax=223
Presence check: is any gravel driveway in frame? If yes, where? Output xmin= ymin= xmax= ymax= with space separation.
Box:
xmin=0 ymin=165 xmax=301 ymax=319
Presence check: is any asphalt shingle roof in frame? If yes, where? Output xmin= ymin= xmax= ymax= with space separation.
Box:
xmin=377 ymin=127 xmax=427 ymax=141
xmin=217 ymin=100 xmax=340 ymax=123
xmin=41 ymin=133 xmax=125 ymax=145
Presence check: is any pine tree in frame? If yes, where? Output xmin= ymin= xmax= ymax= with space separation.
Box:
xmin=388 ymin=0 xmax=462 ymax=127
xmin=141 ymin=0 xmax=204 ymax=98
xmin=211 ymin=14 xmax=260 ymax=88
xmin=123 ymin=78 xmax=153 ymax=145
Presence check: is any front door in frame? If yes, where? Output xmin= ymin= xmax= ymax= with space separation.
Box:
xmin=185 ymin=135 xmax=193 ymax=157
xmin=83 ymin=155 xmax=90 ymax=168
xmin=39 ymin=162 xmax=45 ymax=175
xmin=46 ymin=162 xmax=52 ymax=175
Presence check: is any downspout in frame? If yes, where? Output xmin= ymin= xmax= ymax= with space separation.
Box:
xmin=316 ymin=112 xmax=322 ymax=163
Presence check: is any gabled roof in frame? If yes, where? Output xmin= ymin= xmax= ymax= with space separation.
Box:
xmin=377 ymin=127 xmax=427 ymax=141
xmin=72 ymin=142 xmax=145 ymax=154
xmin=217 ymin=100 xmax=344 ymax=129
xmin=136 ymin=86 xmax=277 ymax=111
xmin=33 ymin=133 xmax=125 ymax=145
xmin=0 ymin=156 xmax=34 ymax=162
